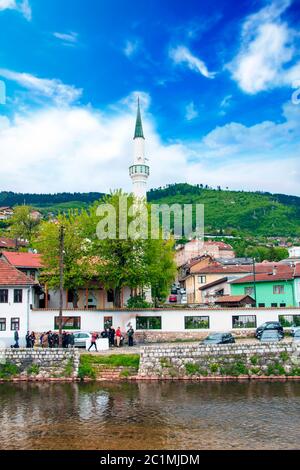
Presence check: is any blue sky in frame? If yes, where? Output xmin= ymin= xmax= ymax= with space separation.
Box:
xmin=0 ymin=0 xmax=299 ymax=195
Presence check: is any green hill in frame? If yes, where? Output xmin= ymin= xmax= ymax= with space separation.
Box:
xmin=0 ymin=184 xmax=299 ymax=236
xmin=147 ymin=184 xmax=300 ymax=237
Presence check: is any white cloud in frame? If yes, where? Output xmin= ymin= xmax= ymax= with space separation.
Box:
xmin=229 ymin=0 xmax=300 ymax=93
xmin=0 ymin=69 xmax=82 ymax=105
xmin=53 ymin=32 xmax=78 ymax=45
xmin=0 ymin=0 xmax=31 ymax=20
xmin=0 ymin=93 xmax=299 ymax=196
xmin=169 ymin=45 xmax=215 ymax=79
xmin=123 ymin=40 xmax=140 ymax=58
xmin=185 ymin=101 xmax=198 ymax=121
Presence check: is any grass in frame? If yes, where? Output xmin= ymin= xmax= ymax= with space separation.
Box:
xmin=81 ymin=354 xmax=140 ymax=370
xmin=78 ymin=363 xmax=96 ymax=380
xmin=64 ymin=359 xmax=74 ymax=377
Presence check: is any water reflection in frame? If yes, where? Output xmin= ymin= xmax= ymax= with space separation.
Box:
xmin=0 ymin=381 xmax=299 ymax=449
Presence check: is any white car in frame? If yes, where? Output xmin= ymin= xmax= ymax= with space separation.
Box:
xmin=291 ymin=326 xmax=300 ymax=336
xmin=73 ymin=331 xmax=92 ymax=348
xmin=180 ymin=288 xmax=186 ymax=295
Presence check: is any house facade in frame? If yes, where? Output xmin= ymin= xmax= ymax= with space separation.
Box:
xmin=175 ymin=240 xmax=235 ymax=267
xmin=230 ymin=267 xmax=297 ymax=308
xmin=0 ymin=259 xmax=38 ymax=347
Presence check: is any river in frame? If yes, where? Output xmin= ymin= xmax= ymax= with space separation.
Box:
xmin=0 ymin=381 xmax=299 ymax=450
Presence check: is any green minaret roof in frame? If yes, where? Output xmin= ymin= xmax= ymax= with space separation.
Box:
xmin=134 ymin=98 xmax=145 ymax=139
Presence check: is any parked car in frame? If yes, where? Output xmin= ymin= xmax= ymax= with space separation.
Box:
xmin=179 ymin=288 xmax=186 ymax=295
xmin=181 ymin=294 xmax=187 ymax=304
xmin=259 ymin=330 xmax=283 ymax=342
xmin=291 ymin=325 xmax=300 ymax=336
xmin=202 ymin=333 xmax=235 ymax=345
xmin=73 ymin=331 xmax=92 ymax=348
xmin=293 ymin=329 xmax=300 ymax=342
xmin=169 ymin=294 xmax=177 ymax=303
xmin=171 ymin=287 xmax=178 ymax=295
xmin=255 ymin=321 xmax=284 ymax=339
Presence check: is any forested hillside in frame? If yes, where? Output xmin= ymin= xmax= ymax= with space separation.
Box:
xmin=0 ymin=184 xmax=299 ymax=236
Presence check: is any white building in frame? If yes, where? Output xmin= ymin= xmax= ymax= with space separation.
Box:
xmin=129 ymin=99 xmax=150 ymax=199
xmin=0 ymin=259 xmax=37 ymax=347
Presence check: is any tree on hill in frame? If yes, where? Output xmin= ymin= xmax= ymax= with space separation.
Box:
xmin=10 ymin=205 xmax=41 ymax=245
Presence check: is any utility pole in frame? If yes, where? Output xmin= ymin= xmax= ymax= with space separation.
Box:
xmin=252 ymin=257 xmax=257 ymax=307
xmin=59 ymin=225 xmax=64 ymax=347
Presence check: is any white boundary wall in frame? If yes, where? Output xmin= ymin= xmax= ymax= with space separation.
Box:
xmin=30 ymin=307 xmax=300 ymax=335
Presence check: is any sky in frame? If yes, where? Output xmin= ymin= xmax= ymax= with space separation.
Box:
xmin=0 ymin=0 xmax=299 ymax=196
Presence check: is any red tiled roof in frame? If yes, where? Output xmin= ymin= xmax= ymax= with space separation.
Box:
xmin=194 ymin=263 xmax=292 ymax=275
xmin=231 ymin=268 xmax=295 ymax=284
xmin=204 ymin=241 xmax=233 ymax=250
xmin=0 ymin=259 xmax=36 ymax=286
xmin=294 ymin=263 xmax=300 ymax=277
xmin=215 ymin=295 xmax=255 ymax=303
xmin=2 ymin=251 xmax=43 ymax=269
xmin=0 ymin=237 xmax=27 ymax=249
xmin=199 ymin=277 xmax=228 ymax=291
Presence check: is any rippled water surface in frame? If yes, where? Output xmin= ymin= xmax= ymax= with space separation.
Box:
xmin=0 ymin=381 xmax=299 ymax=450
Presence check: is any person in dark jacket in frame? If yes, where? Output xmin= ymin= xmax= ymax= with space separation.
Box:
xmin=26 ymin=331 xmax=31 ymax=348
xmin=127 ymin=326 xmax=134 ymax=347
xmin=69 ymin=332 xmax=75 ymax=348
xmin=108 ymin=327 xmax=115 ymax=347
xmin=14 ymin=329 xmax=19 ymax=348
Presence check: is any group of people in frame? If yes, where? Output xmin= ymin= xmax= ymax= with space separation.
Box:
xmin=39 ymin=331 xmax=75 ymax=348
xmin=88 ymin=324 xmax=135 ymax=352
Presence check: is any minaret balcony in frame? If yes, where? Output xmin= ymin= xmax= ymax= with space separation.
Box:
xmin=129 ymin=164 xmax=150 ymax=176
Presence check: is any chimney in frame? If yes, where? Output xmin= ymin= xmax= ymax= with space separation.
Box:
xmin=272 ymin=267 xmax=277 ymax=276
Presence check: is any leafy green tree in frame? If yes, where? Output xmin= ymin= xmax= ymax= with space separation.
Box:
xmin=34 ymin=212 xmax=92 ymax=307
xmin=10 ymin=205 xmax=40 ymax=245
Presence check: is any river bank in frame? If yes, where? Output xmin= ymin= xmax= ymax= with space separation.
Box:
xmin=1 ymin=342 xmax=300 ymax=382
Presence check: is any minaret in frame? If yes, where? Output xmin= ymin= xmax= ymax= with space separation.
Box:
xmin=129 ymin=99 xmax=150 ymax=199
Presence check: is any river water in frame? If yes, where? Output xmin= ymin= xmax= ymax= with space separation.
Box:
xmin=0 ymin=381 xmax=299 ymax=450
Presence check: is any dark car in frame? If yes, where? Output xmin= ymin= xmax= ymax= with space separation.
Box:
xmin=259 ymin=330 xmax=283 ymax=342
xmin=202 ymin=333 xmax=235 ymax=345
xmin=255 ymin=321 xmax=284 ymax=339
xmin=171 ymin=287 xmax=178 ymax=295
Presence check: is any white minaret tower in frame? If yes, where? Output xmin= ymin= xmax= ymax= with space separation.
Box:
xmin=129 ymin=98 xmax=149 ymax=199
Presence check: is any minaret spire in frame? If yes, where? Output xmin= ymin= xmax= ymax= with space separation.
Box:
xmin=134 ymin=97 xmax=145 ymax=139
xmin=129 ymin=98 xmax=150 ymax=199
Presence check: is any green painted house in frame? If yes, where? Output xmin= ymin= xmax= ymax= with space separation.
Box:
xmin=230 ymin=268 xmax=296 ymax=307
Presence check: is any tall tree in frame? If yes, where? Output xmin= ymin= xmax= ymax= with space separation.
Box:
xmin=10 ymin=205 xmax=40 ymax=245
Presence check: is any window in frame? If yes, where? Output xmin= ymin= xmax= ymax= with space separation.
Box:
xmin=104 ymin=316 xmax=113 ymax=328
xmin=0 ymin=289 xmax=8 ymax=303
xmin=280 ymin=303 xmax=286 ymax=307
xmin=107 ymin=289 xmax=114 ymax=303
xmin=279 ymin=315 xmax=300 ymax=327
xmin=11 ymin=318 xmax=20 ymax=331
xmin=0 ymin=318 xmax=6 ymax=331
xmin=244 ymin=287 xmax=254 ymax=296
xmin=54 ymin=316 xmax=81 ymax=330
xmin=14 ymin=289 xmax=23 ymax=303
xmin=185 ymin=316 xmax=209 ymax=329
xmin=29 ymin=270 xmax=36 ymax=280
xmin=258 ymin=303 xmax=265 ymax=307
xmin=232 ymin=315 xmax=257 ymax=329
xmin=273 ymin=285 xmax=284 ymax=294
xmin=136 ymin=316 xmax=161 ymax=330
xmin=197 ymin=275 xmax=206 ymax=284
xmin=271 ymin=303 xmax=278 ymax=307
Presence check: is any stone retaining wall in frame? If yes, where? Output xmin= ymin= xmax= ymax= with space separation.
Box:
xmin=0 ymin=349 xmax=80 ymax=381
xmin=134 ymin=329 xmax=255 ymax=343
xmin=138 ymin=343 xmax=300 ymax=379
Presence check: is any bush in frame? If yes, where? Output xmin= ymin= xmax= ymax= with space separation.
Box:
xmin=126 ymin=295 xmax=151 ymax=309
xmin=250 ymin=355 xmax=259 ymax=365
xmin=78 ymin=363 xmax=96 ymax=380
xmin=27 ymin=364 xmax=40 ymax=375
xmin=0 ymin=362 xmax=20 ymax=379
xmin=209 ymin=363 xmax=219 ymax=373
xmin=185 ymin=363 xmax=200 ymax=375
xmin=279 ymin=351 xmax=289 ymax=362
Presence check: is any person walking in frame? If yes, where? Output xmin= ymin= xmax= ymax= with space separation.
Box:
xmin=88 ymin=332 xmax=99 ymax=352
xmin=115 ymin=327 xmax=122 ymax=348
xmin=14 ymin=329 xmax=19 ymax=348
xmin=127 ymin=325 xmax=134 ymax=347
